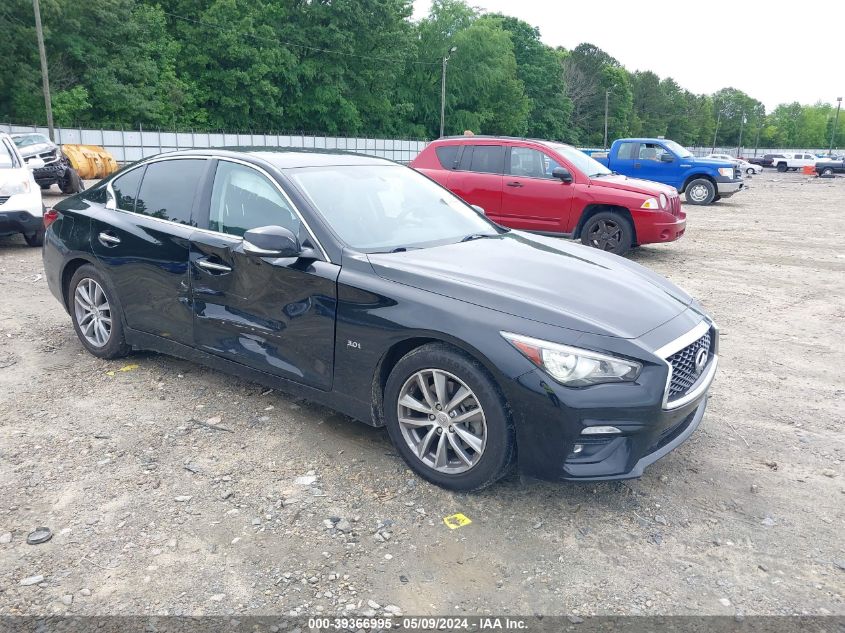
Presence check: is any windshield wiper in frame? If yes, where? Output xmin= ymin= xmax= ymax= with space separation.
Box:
xmin=460 ymin=233 xmax=492 ymax=243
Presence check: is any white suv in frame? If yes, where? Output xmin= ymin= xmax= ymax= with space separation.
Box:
xmin=774 ymin=153 xmax=818 ymax=172
xmin=0 ymin=133 xmax=46 ymax=246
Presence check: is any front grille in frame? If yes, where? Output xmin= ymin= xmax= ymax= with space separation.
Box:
xmin=667 ymin=331 xmax=712 ymax=400
xmin=669 ymin=195 xmax=681 ymax=217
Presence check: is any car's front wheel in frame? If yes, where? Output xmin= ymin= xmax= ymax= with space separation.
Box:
xmin=384 ymin=343 xmax=515 ymax=491
xmin=69 ymin=265 xmax=130 ymax=359
xmin=685 ymin=178 xmax=716 ymax=205
xmin=580 ymin=211 xmax=633 ymax=255
xmin=746 ymin=167 xmax=755 ymax=175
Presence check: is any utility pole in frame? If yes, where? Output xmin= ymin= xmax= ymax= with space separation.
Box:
xmin=736 ymin=113 xmax=745 ymax=157
xmin=603 ymin=88 xmax=612 ymax=150
xmin=439 ymin=46 xmax=457 ymax=139
xmin=829 ymin=97 xmax=842 ymax=154
xmin=33 ymin=0 xmax=54 ymax=141
xmin=711 ymin=109 xmax=721 ymax=153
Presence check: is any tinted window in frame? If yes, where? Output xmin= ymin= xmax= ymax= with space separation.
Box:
xmin=468 ymin=145 xmax=504 ymax=174
xmin=435 ymin=145 xmax=459 ymax=170
xmin=509 ymin=147 xmax=560 ymax=179
xmin=616 ymin=142 xmax=638 ymax=160
xmin=134 ymin=159 xmax=206 ymax=225
xmin=111 ymin=167 xmax=144 ymax=212
xmin=209 ymin=161 xmax=299 ymax=237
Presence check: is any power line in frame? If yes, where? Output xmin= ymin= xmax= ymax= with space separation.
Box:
xmin=162 ymin=11 xmax=441 ymax=66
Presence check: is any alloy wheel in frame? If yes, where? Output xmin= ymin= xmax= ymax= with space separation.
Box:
xmin=74 ymin=278 xmax=112 ymax=348
xmin=587 ymin=219 xmax=622 ymax=251
xmin=396 ymin=369 xmax=487 ymax=474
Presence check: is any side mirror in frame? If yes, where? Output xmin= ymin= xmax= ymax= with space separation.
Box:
xmin=26 ymin=157 xmax=45 ymax=170
xmin=552 ymin=166 xmax=573 ymax=183
xmin=471 ymin=204 xmax=486 ymax=215
xmin=659 ymin=153 xmax=675 ymax=163
xmin=243 ymin=225 xmax=302 ymax=258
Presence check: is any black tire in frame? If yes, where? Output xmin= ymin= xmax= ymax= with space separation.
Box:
xmin=746 ymin=167 xmax=755 ymax=175
xmin=23 ymin=227 xmax=44 ymax=247
xmin=776 ymin=163 xmax=787 ymax=172
xmin=68 ymin=264 xmax=131 ymax=359
xmin=684 ymin=178 xmax=716 ymax=205
xmin=383 ymin=343 xmax=515 ymax=492
xmin=821 ymin=167 xmax=834 ymax=176
xmin=59 ymin=167 xmax=83 ymax=194
xmin=39 ymin=183 xmax=52 ymax=190
xmin=580 ymin=211 xmax=634 ymax=255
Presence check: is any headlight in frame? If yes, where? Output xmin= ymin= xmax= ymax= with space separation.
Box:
xmin=501 ymin=332 xmax=642 ymax=387
xmin=641 ymin=197 xmax=660 ymax=209
xmin=718 ymin=167 xmax=734 ymax=178
xmin=659 ymin=193 xmax=667 ymax=209
xmin=0 ymin=178 xmax=31 ymax=196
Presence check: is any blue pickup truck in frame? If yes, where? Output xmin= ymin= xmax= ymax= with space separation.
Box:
xmin=593 ymin=138 xmax=744 ymax=205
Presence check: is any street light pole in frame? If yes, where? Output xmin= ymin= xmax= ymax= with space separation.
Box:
xmin=32 ymin=0 xmax=54 ymax=141
xmin=829 ymin=97 xmax=842 ymax=154
xmin=439 ymin=46 xmax=457 ymax=139
xmin=603 ymin=88 xmax=611 ymax=150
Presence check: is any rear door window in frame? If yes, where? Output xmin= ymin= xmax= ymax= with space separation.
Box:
xmin=468 ymin=145 xmax=505 ymax=174
xmin=111 ymin=167 xmax=145 ymax=212
xmin=616 ymin=142 xmax=638 ymax=160
xmin=134 ymin=159 xmax=207 ymax=225
xmin=435 ymin=145 xmax=460 ymax=170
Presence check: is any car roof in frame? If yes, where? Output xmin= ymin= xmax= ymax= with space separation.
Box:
xmin=155 ymin=147 xmax=396 ymax=169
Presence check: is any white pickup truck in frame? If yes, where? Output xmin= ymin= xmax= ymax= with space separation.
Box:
xmin=774 ymin=152 xmax=818 ymax=172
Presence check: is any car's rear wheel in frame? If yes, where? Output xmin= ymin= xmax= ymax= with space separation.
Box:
xmin=23 ymin=227 xmax=44 ymax=247
xmin=69 ymin=265 xmax=130 ymax=359
xmin=384 ymin=343 xmax=515 ymax=491
xmin=821 ymin=167 xmax=834 ymax=176
xmin=776 ymin=163 xmax=788 ymax=172
xmin=685 ymin=178 xmax=716 ymax=205
xmin=580 ymin=212 xmax=633 ymax=255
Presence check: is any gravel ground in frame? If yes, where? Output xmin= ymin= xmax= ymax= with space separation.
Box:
xmin=0 ymin=173 xmax=843 ymax=618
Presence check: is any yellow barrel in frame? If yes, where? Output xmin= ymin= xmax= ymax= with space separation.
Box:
xmin=61 ymin=144 xmax=119 ymax=179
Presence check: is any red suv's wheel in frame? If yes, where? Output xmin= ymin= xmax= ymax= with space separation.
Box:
xmin=580 ymin=212 xmax=633 ymax=256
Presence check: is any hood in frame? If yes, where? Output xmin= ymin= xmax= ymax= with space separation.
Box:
xmin=691 ymin=156 xmax=735 ymax=168
xmin=13 ymin=142 xmax=55 ymax=159
xmin=367 ymin=232 xmax=693 ymax=339
xmin=587 ymin=174 xmax=677 ymax=196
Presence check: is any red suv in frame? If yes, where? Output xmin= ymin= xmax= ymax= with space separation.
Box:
xmin=410 ymin=137 xmax=686 ymax=256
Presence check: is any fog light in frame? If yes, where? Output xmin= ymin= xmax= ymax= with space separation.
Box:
xmin=572 ymin=444 xmax=584 ymax=454
xmin=581 ymin=426 xmax=622 ymax=435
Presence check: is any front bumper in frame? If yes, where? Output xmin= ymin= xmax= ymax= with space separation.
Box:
xmin=715 ymin=178 xmax=744 ymax=197
xmin=33 ymin=162 xmax=67 ymax=186
xmin=634 ymin=211 xmax=686 ymax=245
xmin=503 ymin=316 xmax=718 ymax=482
xmin=0 ymin=209 xmax=42 ymax=236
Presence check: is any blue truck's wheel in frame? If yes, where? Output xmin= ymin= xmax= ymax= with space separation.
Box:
xmin=685 ymin=179 xmax=716 ymax=205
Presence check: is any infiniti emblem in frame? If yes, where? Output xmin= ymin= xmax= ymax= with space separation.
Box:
xmin=694 ymin=347 xmax=708 ymax=374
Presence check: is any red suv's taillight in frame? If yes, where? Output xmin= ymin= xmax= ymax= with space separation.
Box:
xmin=43 ymin=208 xmax=59 ymax=229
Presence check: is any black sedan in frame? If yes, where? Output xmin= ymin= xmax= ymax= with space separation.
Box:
xmin=42 ymin=149 xmax=719 ymax=491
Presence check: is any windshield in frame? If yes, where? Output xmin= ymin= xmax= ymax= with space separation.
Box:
xmin=542 ymin=142 xmax=611 ymax=177
xmin=12 ymin=134 xmax=50 ymax=148
xmin=663 ymin=139 xmax=693 ymax=158
xmin=288 ymin=165 xmax=501 ymax=252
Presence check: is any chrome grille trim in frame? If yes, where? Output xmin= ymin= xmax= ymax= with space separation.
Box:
xmin=656 ymin=321 xmax=719 ymax=410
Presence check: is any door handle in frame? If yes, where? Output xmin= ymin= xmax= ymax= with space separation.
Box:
xmin=196 ymin=258 xmax=232 ymax=273
xmin=506 ymin=181 xmax=524 ymax=188
xmin=634 ymin=162 xmax=642 ymax=168
xmin=98 ymin=231 xmax=121 ymax=246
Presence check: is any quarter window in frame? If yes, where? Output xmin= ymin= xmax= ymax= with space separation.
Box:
xmin=468 ymin=145 xmax=505 ymax=174
xmin=209 ymin=161 xmax=300 ymax=237
xmin=509 ymin=147 xmax=561 ymax=179
xmin=110 ymin=167 xmax=144 ymax=212
xmin=134 ymin=159 xmax=205 ymax=225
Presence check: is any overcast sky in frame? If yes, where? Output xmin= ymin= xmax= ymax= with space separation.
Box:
xmin=412 ymin=0 xmax=843 ymax=112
